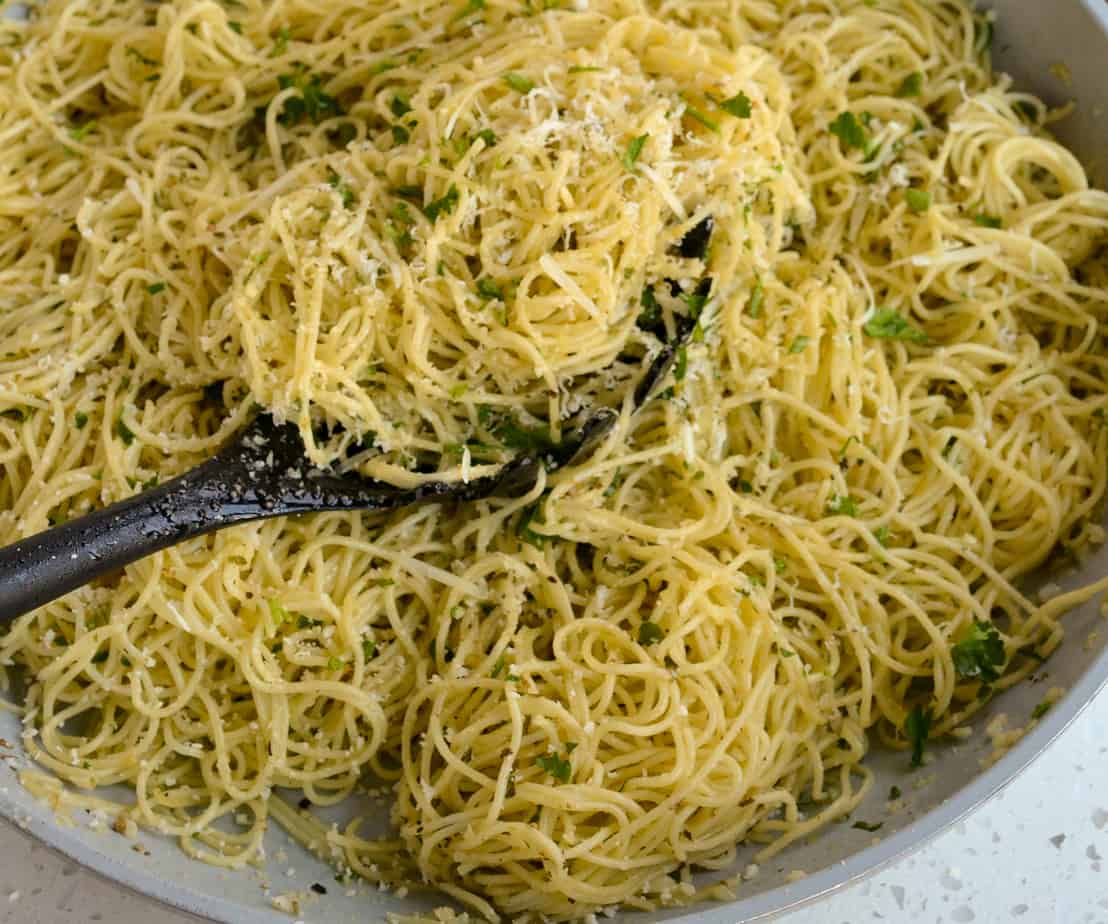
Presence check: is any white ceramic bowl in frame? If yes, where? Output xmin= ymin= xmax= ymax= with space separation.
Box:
xmin=1 ymin=2 xmax=1107 ymax=921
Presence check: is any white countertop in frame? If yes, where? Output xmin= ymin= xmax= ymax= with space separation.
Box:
xmin=0 ymin=690 xmax=1105 ymax=924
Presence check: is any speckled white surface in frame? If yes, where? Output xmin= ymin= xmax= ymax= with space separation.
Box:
xmin=0 ymin=686 xmax=1103 ymax=924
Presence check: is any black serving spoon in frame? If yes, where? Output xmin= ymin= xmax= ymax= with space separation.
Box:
xmin=0 ymin=309 xmax=698 ymax=623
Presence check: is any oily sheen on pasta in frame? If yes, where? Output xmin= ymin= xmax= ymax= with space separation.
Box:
xmin=1 ymin=0 xmax=1107 ymax=919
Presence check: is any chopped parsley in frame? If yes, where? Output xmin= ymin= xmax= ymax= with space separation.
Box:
xmin=326 ymin=656 xmax=344 ymax=671
xmin=863 ymin=307 xmax=928 ymax=344
xmin=146 ymin=281 xmax=166 ymax=295
xmin=490 ymin=415 xmax=555 ymax=453
xmin=680 ymin=283 xmax=710 ymax=317
xmin=423 ymin=184 xmax=459 ymax=221
xmin=826 ymin=494 xmax=858 ymax=517
xmin=452 ymin=0 xmax=485 ymax=21
xmin=327 ymin=169 xmax=356 ymax=208
xmin=746 ymin=279 xmax=764 ymax=318
xmin=874 ymin=525 xmax=890 ymax=547
xmin=503 ymin=73 xmax=535 ymax=94
xmin=674 ymin=345 xmax=688 ymax=381
xmin=385 ymin=202 xmax=415 ymax=249
xmin=951 ymin=619 xmax=1005 ymax=684
xmin=888 ymin=785 xmax=902 ymax=800
xmin=788 ymin=335 xmax=810 ymax=354
xmin=269 ymin=600 xmax=290 ymax=625
xmin=974 ymin=16 xmax=994 ymax=55
xmin=68 ymin=120 xmax=97 ymax=142
xmin=392 ymin=124 xmax=410 ymax=145
xmin=276 ymin=67 xmax=344 ymax=125
xmin=895 ymin=71 xmax=923 ymax=98
xmin=568 ymin=65 xmax=603 ymax=74
xmin=466 ymin=127 xmax=497 ymax=150
xmin=720 ymin=91 xmax=753 ymax=118
xmin=517 ymin=502 xmax=547 ymax=548
xmin=273 ymin=27 xmax=290 ymax=54
xmin=852 ymin=820 xmax=883 ymax=833
xmin=362 ymin=638 xmax=377 ymax=660
xmin=1031 ymin=700 xmax=1052 ymax=720
xmin=637 ymin=621 xmax=665 ymax=645
xmin=683 ymin=102 xmax=719 ymax=133
xmin=904 ymin=188 xmax=931 ymax=213
xmin=74 ymin=411 xmax=89 ymax=430
xmin=974 ymin=213 xmax=1003 ymax=229
xmin=536 ymin=750 xmax=572 ymax=783
xmin=829 ymin=111 xmax=872 ymax=154
xmin=905 ymin=705 xmax=931 ymax=768
xmin=390 ymin=93 xmax=412 ymax=119
xmin=623 ymin=133 xmax=648 ymax=171
xmin=116 ymin=414 xmax=136 ymax=446
xmin=638 ymin=285 xmax=661 ymax=327
xmin=476 ymin=277 xmax=505 ymax=302
xmin=491 ymin=655 xmax=507 ymax=679
xmin=227 ymin=20 xmax=243 ymax=34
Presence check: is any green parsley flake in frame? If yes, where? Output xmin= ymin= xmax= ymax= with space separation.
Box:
xmin=852 ymin=820 xmax=883 ymax=833
xmin=829 ymin=111 xmax=869 ymax=151
xmin=327 ymin=656 xmax=344 ymax=671
xmin=974 ymin=213 xmax=1003 ymax=229
xmin=503 ymin=73 xmax=535 ymax=94
xmin=683 ymin=103 xmax=719 ymax=133
xmin=452 ymin=0 xmax=485 ymax=21
xmin=904 ymin=188 xmax=931 ymax=213
xmin=423 ymin=184 xmax=459 ymax=221
xmin=826 ymin=494 xmax=858 ymax=517
xmin=637 ymin=621 xmax=665 ymax=645
xmin=390 ymin=93 xmax=412 ymax=118
xmin=117 ymin=414 xmax=136 ymax=446
xmin=516 ymin=501 xmax=547 ymax=548
xmin=476 ymin=277 xmax=504 ymax=301
xmin=362 ymin=639 xmax=377 ymax=660
xmin=623 ymin=133 xmax=648 ymax=171
xmin=1031 ymin=700 xmax=1052 ymax=720
xmin=720 ymin=91 xmax=753 ymax=118
xmin=747 ymin=279 xmax=764 ymax=318
xmin=327 ymin=169 xmax=356 ymax=208
xmin=269 ymin=600 xmax=290 ymax=625
xmin=536 ymin=751 xmax=572 ymax=783
xmin=68 ymin=120 xmax=97 ymax=142
xmin=788 ymin=335 xmax=810 ymax=354
xmin=863 ymin=307 xmax=928 ymax=344
xmin=147 ymin=282 xmax=166 ymax=295
xmin=276 ymin=67 xmax=344 ymax=125
xmin=74 ymin=411 xmax=89 ymax=430
xmin=638 ymin=285 xmax=661 ymax=327
xmin=674 ymin=345 xmax=688 ymax=381
xmin=895 ymin=71 xmax=923 ymax=98
xmin=227 ymin=20 xmax=243 ymax=34
xmin=952 ymin=619 xmax=1005 ymax=683
xmin=905 ymin=704 xmax=931 ymax=768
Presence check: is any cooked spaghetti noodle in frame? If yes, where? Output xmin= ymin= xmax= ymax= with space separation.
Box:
xmin=0 ymin=0 xmax=1106 ymax=919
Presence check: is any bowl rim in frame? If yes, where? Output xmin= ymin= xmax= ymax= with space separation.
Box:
xmin=2 ymin=0 xmax=1107 ymax=921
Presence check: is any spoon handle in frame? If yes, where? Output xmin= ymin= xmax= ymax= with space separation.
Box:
xmin=0 ymin=416 xmax=543 ymax=624
xmin=0 ymin=456 xmax=249 ymax=623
